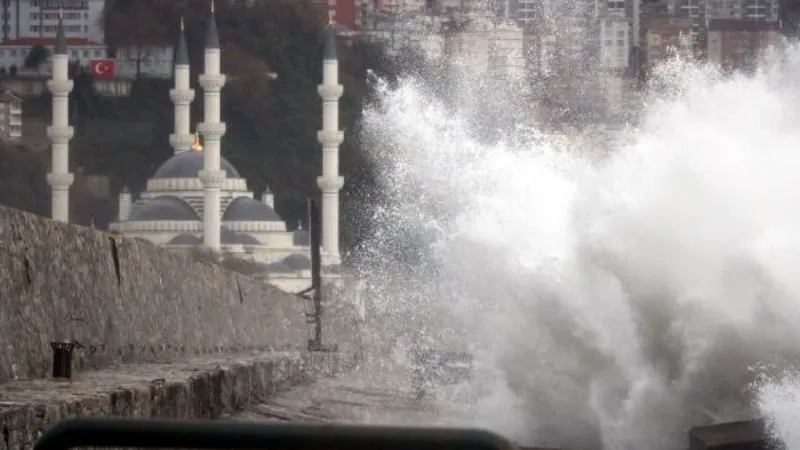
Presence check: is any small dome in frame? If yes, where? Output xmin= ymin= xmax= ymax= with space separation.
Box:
xmin=151 ymin=151 xmax=241 ymax=179
xmin=266 ymin=262 xmax=294 ymax=273
xmin=128 ymin=196 xmax=200 ymax=221
xmin=222 ymin=196 xmax=282 ymax=222
xmin=293 ymin=229 xmax=310 ymax=246
xmin=237 ymin=234 xmax=262 ymax=245
xmin=220 ymin=228 xmax=263 ymax=246
xmin=167 ymin=234 xmax=202 ymax=245
xmin=220 ymin=226 xmax=239 ymax=244
xmin=283 ymin=253 xmax=312 ymax=270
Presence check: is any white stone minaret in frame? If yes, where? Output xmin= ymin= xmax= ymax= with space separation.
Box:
xmin=46 ymin=10 xmax=73 ymax=223
xmin=317 ymin=13 xmax=345 ymax=265
xmin=169 ymin=18 xmax=195 ymax=154
xmin=118 ymin=186 xmax=132 ymax=221
xmin=198 ymin=0 xmax=226 ymax=251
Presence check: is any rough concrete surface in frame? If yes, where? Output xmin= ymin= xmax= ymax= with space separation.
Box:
xmin=231 ymin=359 xmax=477 ymax=427
xmin=0 ymin=351 xmax=347 ymax=450
xmin=0 ymin=205 xmax=317 ymax=383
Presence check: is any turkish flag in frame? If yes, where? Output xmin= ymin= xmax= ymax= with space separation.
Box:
xmin=88 ymin=59 xmax=115 ymax=77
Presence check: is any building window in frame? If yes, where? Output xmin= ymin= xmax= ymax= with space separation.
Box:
xmin=93 ymin=49 xmax=102 ymax=57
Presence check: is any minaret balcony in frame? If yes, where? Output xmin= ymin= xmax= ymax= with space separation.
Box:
xmin=198 ymin=74 xmax=226 ymax=91
xmin=169 ymin=88 xmax=195 ymax=104
xmin=317 ymin=84 xmax=343 ymax=100
xmin=46 ymin=125 xmax=74 ymax=142
xmin=317 ymin=130 xmax=344 ymax=148
xmin=198 ymin=122 xmax=227 ymax=138
xmin=169 ymin=133 xmax=195 ymax=150
xmin=317 ymin=175 xmax=344 ymax=192
xmin=199 ymin=169 xmax=226 ymax=188
xmin=46 ymin=79 xmax=74 ymax=95
xmin=46 ymin=172 xmax=75 ymax=190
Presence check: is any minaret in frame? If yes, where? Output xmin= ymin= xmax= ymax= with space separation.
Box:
xmin=197 ymin=0 xmax=226 ymax=251
xmin=118 ymin=186 xmax=132 ymax=221
xmin=46 ymin=9 xmax=74 ymax=223
xmin=169 ymin=17 xmax=195 ymax=154
xmin=316 ymin=11 xmax=344 ymax=265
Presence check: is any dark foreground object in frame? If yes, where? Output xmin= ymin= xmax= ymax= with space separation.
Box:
xmin=410 ymin=347 xmax=474 ymax=400
xmin=689 ymin=420 xmax=768 ymax=450
xmin=50 ymin=341 xmax=76 ymax=379
xmin=35 ymin=418 xmax=520 ymax=450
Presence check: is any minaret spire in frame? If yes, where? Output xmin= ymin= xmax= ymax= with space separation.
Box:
xmin=198 ymin=0 xmax=226 ymax=251
xmin=46 ymin=11 xmax=73 ymax=222
xmin=169 ymin=17 xmax=195 ymax=154
xmin=316 ymin=14 xmax=344 ymax=265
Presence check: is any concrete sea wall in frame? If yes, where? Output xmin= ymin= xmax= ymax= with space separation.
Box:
xmin=0 ymin=205 xmax=311 ymax=384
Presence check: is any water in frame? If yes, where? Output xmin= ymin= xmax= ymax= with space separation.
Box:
xmin=349 ymin=45 xmax=800 ymax=450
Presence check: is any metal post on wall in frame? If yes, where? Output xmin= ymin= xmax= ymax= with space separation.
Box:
xmin=296 ymin=198 xmax=336 ymax=352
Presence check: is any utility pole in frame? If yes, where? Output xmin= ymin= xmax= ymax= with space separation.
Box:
xmin=297 ymin=198 xmax=337 ymax=352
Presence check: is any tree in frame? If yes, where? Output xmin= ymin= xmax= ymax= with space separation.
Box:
xmin=0 ymin=142 xmax=49 ymax=215
xmin=24 ymin=45 xmax=50 ymax=72
xmin=103 ymin=0 xmax=170 ymax=78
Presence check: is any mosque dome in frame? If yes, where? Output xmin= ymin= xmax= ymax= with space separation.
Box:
xmin=223 ymin=196 xmax=282 ymax=222
xmin=237 ymin=234 xmax=262 ymax=245
xmin=283 ymin=253 xmax=312 ymax=270
xmin=151 ymin=151 xmax=241 ymax=179
xmin=266 ymin=261 xmax=294 ymax=273
xmin=219 ymin=227 xmax=263 ymax=245
xmin=129 ymin=195 xmax=200 ymax=221
xmin=220 ymin=226 xmax=239 ymax=244
xmin=167 ymin=234 xmax=202 ymax=245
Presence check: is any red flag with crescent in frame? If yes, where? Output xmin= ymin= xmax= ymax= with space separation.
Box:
xmin=88 ymin=59 xmax=115 ymax=77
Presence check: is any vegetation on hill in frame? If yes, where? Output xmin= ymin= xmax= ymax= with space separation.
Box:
xmin=3 ymin=0 xmax=404 ymax=256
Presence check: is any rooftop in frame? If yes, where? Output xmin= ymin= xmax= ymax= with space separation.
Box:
xmin=0 ymin=37 xmax=104 ymax=47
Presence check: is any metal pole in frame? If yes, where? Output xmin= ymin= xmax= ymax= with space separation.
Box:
xmin=307 ymin=198 xmax=323 ymax=350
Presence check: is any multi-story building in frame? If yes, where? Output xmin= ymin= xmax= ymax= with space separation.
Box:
xmin=0 ymin=0 xmax=105 ymax=44
xmin=0 ymin=36 xmax=106 ymax=73
xmin=643 ymin=16 xmax=693 ymax=68
xmin=599 ymin=14 xmax=630 ymax=69
xmin=705 ymin=0 xmax=779 ymax=20
xmin=443 ymin=15 xmax=525 ymax=80
xmin=706 ymin=18 xmax=780 ymax=70
xmin=0 ymin=89 xmax=21 ymax=141
xmin=310 ymin=0 xmax=357 ymax=29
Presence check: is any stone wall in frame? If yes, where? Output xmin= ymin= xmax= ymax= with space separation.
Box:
xmin=0 ymin=205 xmax=311 ymax=384
xmin=0 ymin=352 xmax=349 ymax=450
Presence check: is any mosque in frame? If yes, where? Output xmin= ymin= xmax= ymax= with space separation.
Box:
xmin=44 ymin=4 xmax=346 ymax=293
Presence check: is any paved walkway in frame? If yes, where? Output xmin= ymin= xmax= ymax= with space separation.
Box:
xmin=230 ymin=362 xmax=478 ymax=427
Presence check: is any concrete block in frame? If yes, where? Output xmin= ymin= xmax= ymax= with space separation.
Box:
xmin=689 ymin=420 xmax=769 ymax=450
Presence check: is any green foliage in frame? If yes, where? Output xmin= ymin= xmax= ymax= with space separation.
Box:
xmin=0 ymin=142 xmax=49 ymax=215
xmin=24 ymin=45 xmax=50 ymax=70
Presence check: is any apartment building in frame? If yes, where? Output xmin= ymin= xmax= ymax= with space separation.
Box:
xmin=706 ymin=18 xmax=780 ymax=70
xmin=310 ymin=0 xmax=357 ymax=29
xmin=644 ymin=16 xmax=693 ymax=68
xmin=0 ymin=0 xmax=105 ymax=43
xmin=0 ymin=89 xmax=21 ymax=141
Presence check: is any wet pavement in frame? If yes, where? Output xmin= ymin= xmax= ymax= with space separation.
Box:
xmin=229 ymin=363 xmax=478 ymax=426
